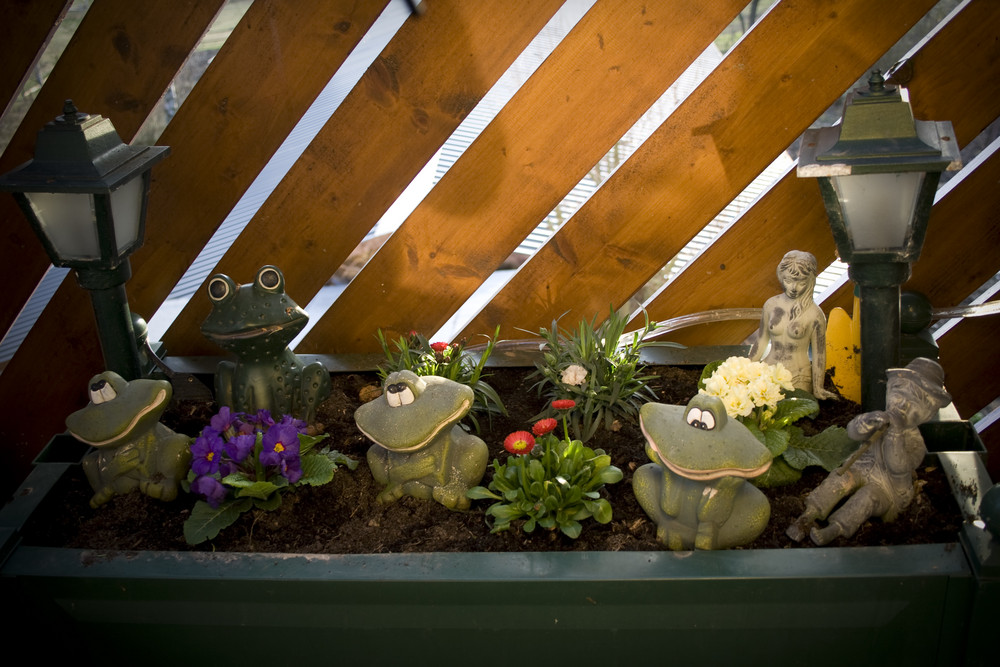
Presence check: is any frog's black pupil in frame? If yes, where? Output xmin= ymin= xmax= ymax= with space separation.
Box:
xmin=90 ymin=379 xmax=107 ymax=392
xmin=260 ymin=270 xmax=279 ymax=289
xmin=387 ymin=383 xmax=406 ymax=394
xmin=209 ymin=280 xmax=228 ymax=300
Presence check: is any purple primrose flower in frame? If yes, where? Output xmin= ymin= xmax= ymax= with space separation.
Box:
xmin=191 ymin=475 xmax=227 ymax=508
xmin=224 ymin=433 xmax=255 ymax=464
xmin=191 ymin=431 xmax=226 ymax=476
xmin=260 ymin=421 xmax=302 ymax=482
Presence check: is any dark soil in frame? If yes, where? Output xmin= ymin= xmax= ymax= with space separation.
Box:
xmin=22 ymin=366 xmax=962 ymax=553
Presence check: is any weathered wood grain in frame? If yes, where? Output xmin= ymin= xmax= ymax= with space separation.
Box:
xmin=461 ymin=0 xmax=940 ymax=343
xmin=163 ymin=0 xmax=565 ymax=355
xmin=303 ymin=0 xmax=748 ymax=352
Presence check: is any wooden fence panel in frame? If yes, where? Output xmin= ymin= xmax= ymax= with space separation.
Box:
xmin=642 ymin=0 xmax=1000 ymax=347
xmin=460 ymin=0 xmax=939 ymax=343
xmin=163 ymin=0 xmax=565 ymax=355
xmin=0 ymin=0 xmax=226 ymax=333
xmin=301 ymin=0 xmax=748 ymax=352
xmin=0 ymin=0 xmax=386 ymax=495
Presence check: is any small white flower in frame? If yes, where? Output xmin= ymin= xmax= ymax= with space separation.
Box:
xmin=560 ymin=364 xmax=589 ymax=386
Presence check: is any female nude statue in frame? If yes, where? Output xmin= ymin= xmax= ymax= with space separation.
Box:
xmin=749 ymin=250 xmax=836 ymax=399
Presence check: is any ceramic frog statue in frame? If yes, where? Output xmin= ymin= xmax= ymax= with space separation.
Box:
xmin=355 ymin=370 xmax=488 ymax=510
xmin=66 ymin=371 xmax=191 ymax=508
xmin=201 ymin=265 xmax=330 ymax=423
xmin=632 ymin=394 xmax=773 ymax=550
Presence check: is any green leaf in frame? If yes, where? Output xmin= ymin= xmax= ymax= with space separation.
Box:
xmin=783 ymin=426 xmax=860 ymax=471
xmin=183 ymin=498 xmax=252 ymax=545
xmin=235 ymin=480 xmax=281 ymax=500
xmin=751 ymin=457 xmax=802 ymax=488
xmin=298 ymin=452 xmax=335 ymax=486
xmin=560 ymin=520 xmax=583 ymax=539
xmin=467 ymin=486 xmax=502 ymax=500
xmin=589 ymin=498 xmax=613 ymax=523
xmin=699 ymin=360 xmax=725 ymax=390
xmin=487 ymin=504 xmax=524 ymax=522
xmin=772 ymin=396 xmax=820 ymax=426
xmin=762 ymin=427 xmax=791 ymax=458
xmin=253 ymin=493 xmax=282 ymax=511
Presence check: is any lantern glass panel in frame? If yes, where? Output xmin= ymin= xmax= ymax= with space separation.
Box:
xmin=110 ymin=176 xmax=144 ymax=254
xmin=25 ymin=191 xmax=99 ymax=260
xmin=831 ymin=171 xmax=924 ymax=251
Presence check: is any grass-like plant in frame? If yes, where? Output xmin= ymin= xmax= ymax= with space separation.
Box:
xmin=467 ymin=399 xmax=623 ymax=538
xmin=527 ymin=308 xmax=672 ymax=442
xmin=376 ymin=327 xmax=507 ymax=433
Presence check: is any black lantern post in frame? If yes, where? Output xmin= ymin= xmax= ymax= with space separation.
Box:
xmin=0 ymin=100 xmax=170 ymax=380
xmin=798 ymin=71 xmax=960 ymax=411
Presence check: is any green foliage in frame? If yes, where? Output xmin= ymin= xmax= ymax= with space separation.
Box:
xmin=527 ymin=308 xmax=678 ymax=442
xmin=183 ymin=416 xmax=358 ymax=546
xmin=377 ymin=327 xmax=507 ymax=433
xmin=467 ymin=414 xmax=623 ymax=539
xmin=699 ymin=362 xmax=859 ymax=487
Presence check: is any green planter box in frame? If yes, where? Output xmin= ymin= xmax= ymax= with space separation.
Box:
xmin=1 ymin=427 xmax=995 ymax=666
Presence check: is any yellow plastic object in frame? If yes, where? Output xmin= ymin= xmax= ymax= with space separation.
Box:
xmin=825 ymin=305 xmax=861 ymax=403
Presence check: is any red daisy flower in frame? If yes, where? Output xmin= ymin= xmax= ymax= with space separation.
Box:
xmin=551 ymin=399 xmax=577 ymax=410
xmin=532 ymin=418 xmax=558 ymax=436
xmin=430 ymin=341 xmax=450 ymax=352
xmin=503 ymin=431 xmax=536 ymax=454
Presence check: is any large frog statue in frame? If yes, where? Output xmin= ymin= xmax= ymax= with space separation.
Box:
xmin=201 ymin=265 xmax=330 ymax=423
xmin=355 ymin=370 xmax=488 ymax=510
xmin=66 ymin=371 xmax=191 ymax=508
xmin=632 ymin=394 xmax=772 ymax=550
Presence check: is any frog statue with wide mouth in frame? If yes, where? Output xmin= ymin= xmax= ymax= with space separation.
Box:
xmin=201 ymin=265 xmax=331 ymax=423
xmin=66 ymin=371 xmax=191 ymax=508
xmin=355 ymin=370 xmax=488 ymax=511
xmin=632 ymin=394 xmax=773 ymax=550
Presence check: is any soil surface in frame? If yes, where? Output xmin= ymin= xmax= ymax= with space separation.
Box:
xmin=23 ymin=366 xmax=962 ymax=553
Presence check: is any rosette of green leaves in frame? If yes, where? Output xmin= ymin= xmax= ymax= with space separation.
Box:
xmin=467 ymin=437 xmax=623 ymax=539
xmin=698 ymin=361 xmax=858 ymax=487
xmin=183 ymin=432 xmax=357 ymax=545
xmin=528 ymin=308 xmax=675 ymax=442
xmin=377 ymin=327 xmax=506 ymax=432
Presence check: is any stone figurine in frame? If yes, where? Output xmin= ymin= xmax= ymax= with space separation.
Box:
xmin=750 ymin=250 xmax=837 ymax=399
xmin=201 ymin=265 xmax=331 ymax=423
xmin=786 ymin=358 xmax=952 ymax=546
xmin=632 ymin=394 xmax=773 ymax=550
xmin=66 ymin=371 xmax=191 ymax=508
xmin=355 ymin=370 xmax=488 ymax=510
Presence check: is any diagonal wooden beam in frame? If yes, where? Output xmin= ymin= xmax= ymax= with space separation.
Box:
xmin=0 ymin=0 xmax=226 ymax=334
xmin=461 ymin=0 xmax=941 ymax=344
xmin=163 ymin=0 xmax=565 ymax=355
xmin=302 ymin=0 xmax=749 ymax=353
xmin=0 ymin=0 xmax=71 ymax=120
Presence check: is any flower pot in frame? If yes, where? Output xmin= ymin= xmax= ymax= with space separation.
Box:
xmin=1 ymin=429 xmax=995 ymax=666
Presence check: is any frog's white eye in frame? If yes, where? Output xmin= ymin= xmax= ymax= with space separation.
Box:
xmin=685 ymin=407 xmax=716 ymax=430
xmin=256 ymin=266 xmax=283 ymax=292
xmin=385 ymin=382 xmax=415 ymax=408
xmin=89 ymin=379 xmax=118 ymax=405
xmin=207 ymin=276 xmax=233 ymax=302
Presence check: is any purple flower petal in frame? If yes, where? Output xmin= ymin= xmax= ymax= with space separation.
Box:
xmin=191 ymin=432 xmax=225 ymax=476
xmin=191 ymin=475 xmax=227 ymax=508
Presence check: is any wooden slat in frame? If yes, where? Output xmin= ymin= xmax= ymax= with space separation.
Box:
xmin=0 ymin=0 xmax=226 ymax=334
xmin=461 ymin=0 xmax=940 ymax=344
xmin=163 ymin=0 xmax=565 ymax=355
xmin=937 ymin=318 xmax=1000 ymax=420
xmin=0 ymin=0 xmax=387 ymax=496
xmin=643 ymin=0 xmax=1000 ymax=346
xmin=0 ymin=0 xmax=70 ymax=119
xmin=301 ymin=0 xmax=749 ymax=352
